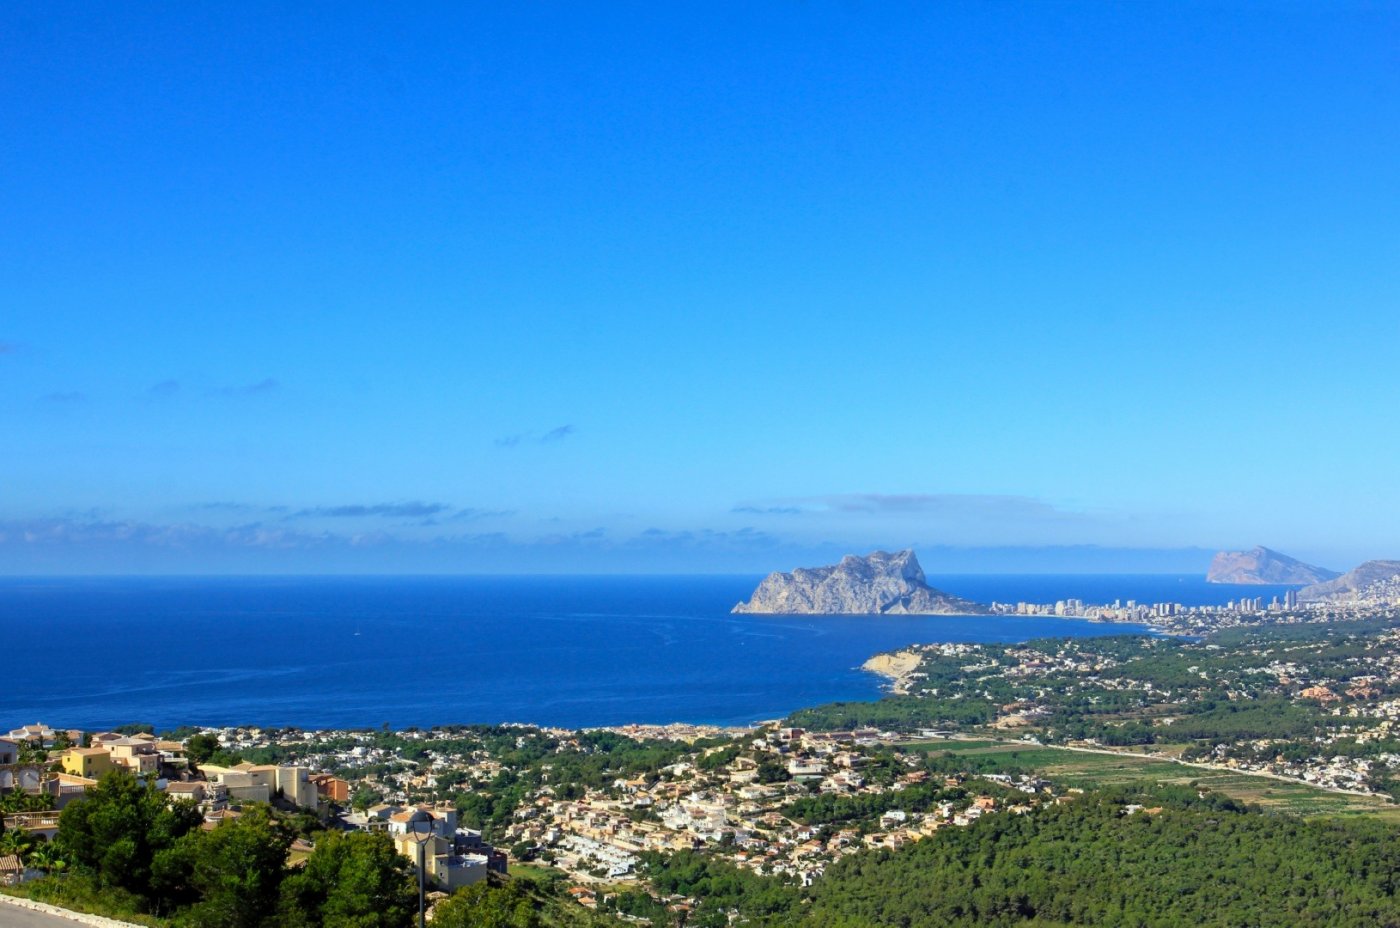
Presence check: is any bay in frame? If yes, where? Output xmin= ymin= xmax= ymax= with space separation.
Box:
xmin=0 ymin=574 xmax=1285 ymax=731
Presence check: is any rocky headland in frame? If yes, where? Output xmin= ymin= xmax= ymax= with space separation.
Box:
xmin=1206 ymin=546 xmax=1338 ymax=585
xmin=732 ymin=549 xmax=985 ymax=615
xmin=861 ymin=648 xmax=924 ymax=694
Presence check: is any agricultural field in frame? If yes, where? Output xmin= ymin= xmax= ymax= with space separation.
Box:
xmin=907 ymin=738 xmax=1400 ymax=819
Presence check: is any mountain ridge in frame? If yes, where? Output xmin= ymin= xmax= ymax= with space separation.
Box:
xmin=1206 ymin=546 xmax=1338 ymax=585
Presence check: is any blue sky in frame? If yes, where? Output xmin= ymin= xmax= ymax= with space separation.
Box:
xmin=2 ymin=2 xmax=1397 ymax=574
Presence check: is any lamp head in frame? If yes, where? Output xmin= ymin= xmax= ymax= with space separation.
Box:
xmin=408 ymin=809 xmax=435 ymax=840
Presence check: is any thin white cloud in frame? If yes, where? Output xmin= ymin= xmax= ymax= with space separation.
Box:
xmin=497 ymin=425 xmax=577 ymax=448
xmin=290 ymin=502 xmax=452 ymax=520
xmin=733 ymin=493 xmax=1092 ymax=522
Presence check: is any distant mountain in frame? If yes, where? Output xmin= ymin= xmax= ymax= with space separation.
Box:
xmin=1205 ymin=546 xmax=1338 ymax=585
xmin=1299 ymin=560 xmax=1400 ymax=605
xmin=732 ymin=550 xmax=986 ymax=615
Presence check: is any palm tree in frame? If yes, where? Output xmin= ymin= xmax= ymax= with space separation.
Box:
xmin=25 ymin=841 xmax=66 ymax=875
xmin=0 ymin=827 xmax=34 ymax=859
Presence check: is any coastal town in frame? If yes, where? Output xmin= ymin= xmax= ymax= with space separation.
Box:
xmin=1 ymin=716 xmax=1082 ymax=897
xmin=991 ymin=592 xmax=1399 ymax=636
xmin=981 ymin=554 xmax=1400 ymax=635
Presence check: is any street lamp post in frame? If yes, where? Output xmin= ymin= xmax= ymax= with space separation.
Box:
xmin=407 ymin=811 xmax=435 ymax=928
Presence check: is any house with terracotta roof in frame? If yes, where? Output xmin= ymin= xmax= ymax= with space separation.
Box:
xmin=567 ymin=887 xmax=598 ymax=908
xmin=0 ymin=854 xmax=26 ymax=886
xmin=1300 ymin=685 xmax=1341 ymax=703
xmin=310 ymin=773 xmax=350 ymax=802
xmin=5 ymin=723 xmax=61 ymax=747
xmin=60 ymin=747 xmax=115 ymax=780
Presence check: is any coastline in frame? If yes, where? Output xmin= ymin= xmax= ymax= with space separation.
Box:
xmin=860 ymin=648 xmax=924 ymax=695
xmin=1 ymin=574 xmax=1189 ymax=733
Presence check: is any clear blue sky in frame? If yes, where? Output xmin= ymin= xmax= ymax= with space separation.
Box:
xmin=2 ymin=2 xmax=1397 ymax=574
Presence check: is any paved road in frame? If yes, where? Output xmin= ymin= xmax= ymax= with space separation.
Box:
xmin=0 ymin=900 xmax=136 ymax=927
xmin=0 ymin=906 xmax=82 ymax=927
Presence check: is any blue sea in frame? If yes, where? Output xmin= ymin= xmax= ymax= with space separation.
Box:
xmin=0 ymin=575 xmax=1296 ymax=731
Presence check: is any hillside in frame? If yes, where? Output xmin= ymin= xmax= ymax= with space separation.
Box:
xmin=1299 ymin=560 xmax=1400 ymax=604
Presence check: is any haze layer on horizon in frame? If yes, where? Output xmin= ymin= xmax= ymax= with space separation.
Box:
xmin=3 ymin=4 xmax=1397 ymax=575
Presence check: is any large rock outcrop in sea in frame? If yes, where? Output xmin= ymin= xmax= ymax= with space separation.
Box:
xmin=1299 ymin=560 xmax=1400 ymax=605
xmin=732 ymin=550 xmax=986 ymax=615
xmin=1206 ymin=546 xmax=1339 ymax=585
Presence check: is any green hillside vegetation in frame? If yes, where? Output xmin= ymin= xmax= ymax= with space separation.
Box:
xmin=802 ymin=791 xmax=1400 ymax=928
xmin=424 ymin=874 xmax=626 ymax=928
xmin=643 ymin=787 xmax=1400 ymax=928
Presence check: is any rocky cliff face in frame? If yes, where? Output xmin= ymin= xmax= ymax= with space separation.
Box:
xmin=1206 ymin=546 xmax=1339 ymax=585
xmin=1299 ymin=560 xmax=1400 ymax=604
xmin=732 ymin=550 xmax=985 ymax=615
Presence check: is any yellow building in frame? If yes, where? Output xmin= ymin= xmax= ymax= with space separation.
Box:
xmin=60 ymin=747 xmax=115 ymax=779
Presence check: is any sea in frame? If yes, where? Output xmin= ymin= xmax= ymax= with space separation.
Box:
xmin=0 ymin=574 xmax=1299 ymax=732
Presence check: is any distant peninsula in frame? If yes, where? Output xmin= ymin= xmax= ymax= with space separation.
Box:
xmin=1206 ymin=546 xmax=1339 ymax=585
xmin=1299 ymin=560 xmax=1400 ymax=605
xmin=732 ymin=549 xmax=986 ymax=615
